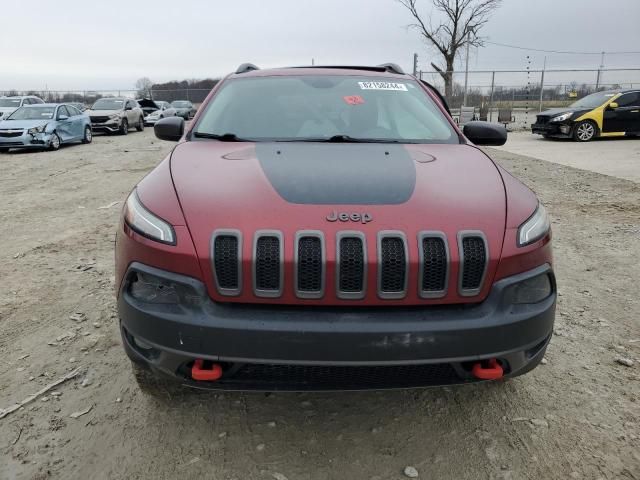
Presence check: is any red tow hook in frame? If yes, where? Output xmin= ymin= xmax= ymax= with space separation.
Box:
xmin=471 ymin=358 xmax=504 ymax=380
xmin=191 ymin=359 xmax=223 ymax=381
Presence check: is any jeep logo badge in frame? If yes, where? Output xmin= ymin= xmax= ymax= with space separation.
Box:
xmin=326 ymin=210 xmax=373 ymax=224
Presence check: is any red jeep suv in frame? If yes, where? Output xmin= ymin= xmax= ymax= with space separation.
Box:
xmin=116 ymin=63 xmax=555 ymax=393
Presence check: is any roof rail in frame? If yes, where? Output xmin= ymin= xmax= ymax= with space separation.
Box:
xmin=287 ymin=65 xmax=406 ymax=75
xmin=235 ymin=63 xmax=260 ymax=74
xmin=377 ymin=63 xmax=405 ymax=75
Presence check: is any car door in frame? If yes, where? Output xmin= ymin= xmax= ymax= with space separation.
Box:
xmin=125 ymin=100 xmax=135 ymax=125
xmin=603 ymin=92 xmax=640 ymax=133
xmin=55 ymin=106 xmax=73 ymax=142
xmin=66 ymin=105 xmax=84 ymax=139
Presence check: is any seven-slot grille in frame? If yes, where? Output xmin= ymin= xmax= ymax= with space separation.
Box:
xmin=211 ymin=230 xmax=488 ymax=300
xmin=459 ymin=232 xmax=488 ymax=296
xmin=211 ymin=231 xmax=241 ymax=295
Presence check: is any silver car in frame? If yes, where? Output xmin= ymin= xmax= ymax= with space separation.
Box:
xmin=85 ymin=98 xmax=145 ymax=135
xmin=140 ymin=100 xmax=177 ymax=126
xmin=0 ymin=95 xmax=45 ymax=120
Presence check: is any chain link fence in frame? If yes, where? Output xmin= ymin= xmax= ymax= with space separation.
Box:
xmin=418 ymin=68 xmax=640 ymax=129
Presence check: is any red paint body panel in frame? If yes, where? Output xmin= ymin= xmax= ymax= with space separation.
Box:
xmin=168 ymin=141 xmax=506 ymax=305
xmin=115 ymin=70 xmax=552 ymax=308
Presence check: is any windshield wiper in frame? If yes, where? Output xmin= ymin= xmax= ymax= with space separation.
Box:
xmin=193 ymin=132 xmax=247 ymax=142
xmin=285 ymin=135 xmax=403 ymax=143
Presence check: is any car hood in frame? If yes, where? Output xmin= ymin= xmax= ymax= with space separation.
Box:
xmin=0 ymin=119 xmax=50 ymax=129
xmin=86 ymin=109 xmax=121 ymax=116
xmin=538 ymin=108 xmax=576 ymax=116
xmin=169 ymin=141 xmax=507 ymax=305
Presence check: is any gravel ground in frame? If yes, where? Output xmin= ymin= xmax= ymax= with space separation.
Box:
xmin=0 ymin=131 xmax=638 ymax=480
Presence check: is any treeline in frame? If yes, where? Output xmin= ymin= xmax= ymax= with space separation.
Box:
xmin=150 ymin=78 xmax=220 ymax=103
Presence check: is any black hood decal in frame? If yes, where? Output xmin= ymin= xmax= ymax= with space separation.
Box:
xmin=256 ymin=143 xmax=416 ymax=205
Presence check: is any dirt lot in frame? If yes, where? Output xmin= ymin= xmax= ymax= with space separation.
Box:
xmin=0 ymin=131 xmax=639 ymax=480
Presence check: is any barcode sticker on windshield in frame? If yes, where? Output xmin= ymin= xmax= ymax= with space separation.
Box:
xmin=358 ymin=82 xmax=407 ymax=91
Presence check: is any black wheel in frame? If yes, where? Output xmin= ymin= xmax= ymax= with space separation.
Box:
xmin=82 ymin=126 xmax=93 ymax=144
xmin=573 ymin=120 xmax=597 ymax=142
xmin=0 ymin=148 xmax=9 ymax=153
xmin=136 ymin=116 xmax=144 ymax=132
xmin=49 ymin=132 xmax=61 ymax=151
xmin=120 ymin=118 xmax=129 ymax=135
xmin=131 ymin=362 xmax=179 ymax=398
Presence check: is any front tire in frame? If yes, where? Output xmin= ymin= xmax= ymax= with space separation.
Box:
xmin=120 ymin=118 xmax=129 ymax=135
xmin=573 ymin=120 xmax=597 ymax=142
xmin=136 ymin=116 xmax=144 ymax=132
xmin=82 ymin=126 xmax=92 ymax=144
xmin=49 ymin=132 xmax=61 ymax=151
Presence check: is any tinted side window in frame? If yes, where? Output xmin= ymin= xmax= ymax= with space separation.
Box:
xmin=616 ymin=93 xmax=640 ymax=107
xmin=22 ymin=98 xmax=31 ymax=105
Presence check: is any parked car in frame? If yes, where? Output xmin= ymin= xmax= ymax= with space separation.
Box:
xmin=532 ymin=89 xmax=640 ymax=141
xmin=117 ymin=63 xmax=554 ymax=394
xmin=140 ymin=100 xmax=177 ymax=126
xmin=68 ymin=102 xmax=88 ymax=112
xmin=0 ymin=103 xmax=92 ymax=152
xmin=170 ymin=100 xmax=196 ymax=119
xmin=86 ymin=98 xmax=144 ymax=135
xmin=0 ymin=95 xmax=45 ymax=120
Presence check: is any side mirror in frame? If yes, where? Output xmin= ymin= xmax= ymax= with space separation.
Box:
xmin=58 ymin=115 xmax=69 ymax=121
xmin=608 ymin=102 xmax=619 ymax=109
xmin=154 ymin=116 xmax=184 ymax=141
xmin=462 ymin=121 xmax=507 ymax=146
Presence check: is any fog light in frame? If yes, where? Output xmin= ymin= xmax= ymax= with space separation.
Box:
xmin=560 ymin=125 xmax=570 ymax=134
xmin=129 ymin=272 xmax=180 ymax=304
xmin=134 ymin=337 xmax=154 ymax=350
xmin=506 ymin=273 xmax=552 ymax=304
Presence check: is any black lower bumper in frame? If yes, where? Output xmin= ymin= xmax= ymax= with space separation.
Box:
xmin=119 ymin=263 xmax=555 ymax=391
xmin=531 ymin=122 xmax=572 ymax=138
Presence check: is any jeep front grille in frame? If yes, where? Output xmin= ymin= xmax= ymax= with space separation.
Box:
xmin=210 ymin=229 xmax=489 ymax=301
xmin=253 ymin=231 xmax=283 ymax=297
xmin=378 ymin=232 xmax=408 ymax=299
xmin=459 ymin=232 xmax=488 ymax=296
xmin=211 ymin=230 xmax=242 ymax=296
xmin=337 ymin=233 xmax=366 ymax=299
xmin=295 ymin=232 xmax=324 ymax=299
xmin=419 ymin=232 xmax=449 ymax=298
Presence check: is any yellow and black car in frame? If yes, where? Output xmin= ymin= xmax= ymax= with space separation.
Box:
xmin=531 ymin=89 xmax=640 ymax=142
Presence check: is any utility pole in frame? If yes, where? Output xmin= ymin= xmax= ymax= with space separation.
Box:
xmin=413 ymin=53 xmax=418 ymax=76
xmin=463 ymin=33 xmax=471 ymax=107
xmin=539 ymin=56 xmax=546 ymax=112
xmin=595 ymin=51 xmax=605 ymax=90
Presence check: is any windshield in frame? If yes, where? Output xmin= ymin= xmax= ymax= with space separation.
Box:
xmin=0 ymin=98 xmax=22 ymax=108
xmin=171 ymin=101 xmax=191 ymax=108
xmin=7 ymin=106 xmax=56 ymax=120
xmin=570 ymin=91 xmax=617 ymax=109
xmin=193 ymin=76 xmax=457 ymax=143
xmin=92 ymin=99 xmax=125 ymax=110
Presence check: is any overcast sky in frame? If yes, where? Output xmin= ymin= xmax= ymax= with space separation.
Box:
xmin=1 ymin=0 xmax=639 ymax=91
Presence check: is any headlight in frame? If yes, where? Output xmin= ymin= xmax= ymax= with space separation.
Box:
xmin=550 ymin=112 xmax=572 ymax=122
xmin=109 ymin=114 xmax=120 ymax=120
xmin=518 ymin=202 xmax=550 ymax=247
xmin=123 ymin=190 xmax=176 ymax=245
xmin=27 ymin=124 xmax=47 ymax=135
xmin=505 ymin=273 xmax=553 ymax=304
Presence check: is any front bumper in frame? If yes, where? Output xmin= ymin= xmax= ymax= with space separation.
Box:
xmin=0 ymin=132 xmax=52 ymax=149
xmin=531 ymin=122 xmax=572 ymax=138
xmin=91 ymin=121 xmax=120 ymax=132
xmin=119 ymin=262 xmax=556 ymax=390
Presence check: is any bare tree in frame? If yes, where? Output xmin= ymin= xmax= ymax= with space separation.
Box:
xmin=135 ymin=77 xmax=153 ymax=99
xmin=396 ymin=0 xmax=501 ymax=97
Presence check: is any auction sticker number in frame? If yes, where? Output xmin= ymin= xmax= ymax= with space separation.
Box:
xmin=358 ymin=82 xmax=407 ymax=91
